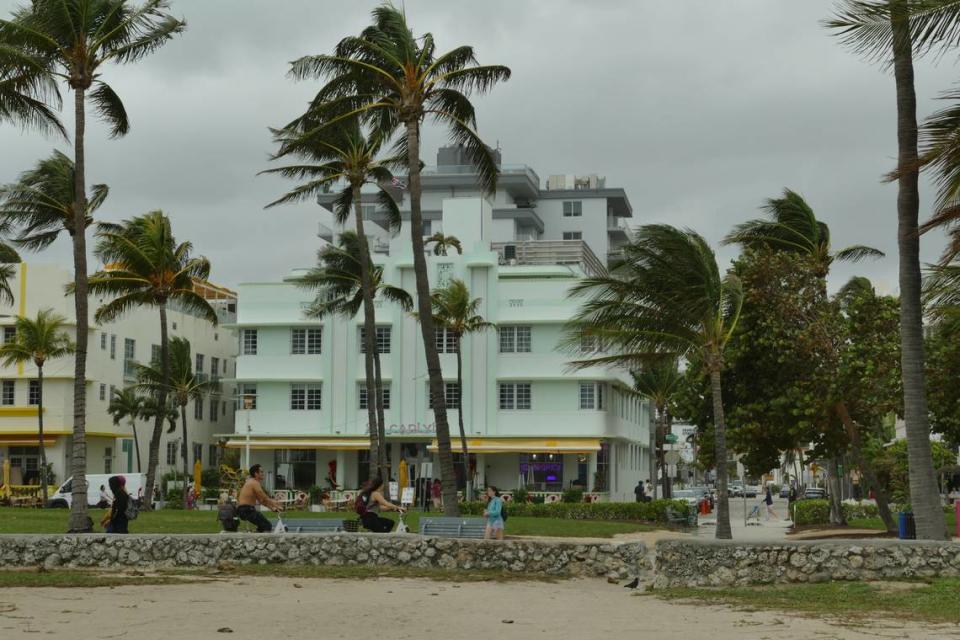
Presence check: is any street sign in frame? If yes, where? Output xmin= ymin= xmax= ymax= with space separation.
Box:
xmin=664 ymin=433 xmax=679 ymax=444
xmin=664 ymin=450 xmax=681 ymax=465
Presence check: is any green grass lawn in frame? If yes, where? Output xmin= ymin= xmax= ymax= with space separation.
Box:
xmin=0 ymin=507 xmax=657 ymax=538
xmin=653 ymin=578 xmax=960 ymax=624
xmin=847 ymin=511 xmax=957 ymax=533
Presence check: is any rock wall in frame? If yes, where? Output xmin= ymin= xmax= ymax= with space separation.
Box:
xmin=0 ymin=534 xmax=648 ymax=578
xmin=655 ymin=539 xmax=960 ymax=588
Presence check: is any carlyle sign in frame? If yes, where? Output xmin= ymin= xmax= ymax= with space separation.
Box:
xmin=366 ymin=422 xmax=437 ymax=436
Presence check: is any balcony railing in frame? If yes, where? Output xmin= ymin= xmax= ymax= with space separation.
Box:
xmin=420 ymin=163 xmax=540 ymax=186
xmin=491 ymin=240 xmax=606 ymax=278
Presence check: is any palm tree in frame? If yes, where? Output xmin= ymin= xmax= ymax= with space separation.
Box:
xmin=286 ymin=3 xmax=510 ymax=515
xmin=826 ymin=0 xmax=959 ymax=540
xmin=426 ymin=232 xmax=462 ymax=257
xmin=293 ymin=231 xmax=413 ymax=481
xmin=263 ymin=121 xmax=404 ymax=481
xmin=107 ymin=387 xmax=144 ymax=473
xmin=724 ymin=188 xmax=884 ymax=525
xmin=423 ymin=279 xmax=494 ymax=493
xmin=566 ymin=225 xmax=743 ymax=539
xmin=0 ymin=242 xmax=21 ymax=306
xmin=136 ymin=336 xmax=216 ymax=506
xmin=0 ymin=308 xmax=74 ymax=502
xmin=632 ymin=357 xmax=682 ymax=501
xmin=0 ymin=0 xmax=185 ymax=532
xmin=85 ymin=211 xmax=217 ymax=510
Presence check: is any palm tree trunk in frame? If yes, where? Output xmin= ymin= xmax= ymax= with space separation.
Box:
xmin=181 ymin=403 xmax=189 ymax=508
xmin=455 ymin=337 xmax=470 ymax=497
xmin=372 ymin=348 xmax=388 ymax=482
xmin=130 ymin=419 xmax=142 ymax=473
xmin=827 ymin=457 xmax=847 ymax=525
xmin=405 ymin=119 xmax=457 ymax=516
xmin=890 ymin=0 xmax=947 ymax=540
xmin=353 ymin=187 xmax=381 ymax=483
xmin=144 ymin=303 xmax=170 ymax=509
xmin=836 ymin=402 xmax=896 ymax=532
xmin=648 ymin=406 xmax=657 ymax=500
xmin=68 ymin=86 xmax=92 ymax=533
xmin=37 ymin=365 xmax=48 ymax=504
xmin=709 ymin=357 xmax=732 ymax=539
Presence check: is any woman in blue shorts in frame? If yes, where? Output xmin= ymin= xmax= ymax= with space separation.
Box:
xmin=483 ymin=486 xmax=504 ymax=540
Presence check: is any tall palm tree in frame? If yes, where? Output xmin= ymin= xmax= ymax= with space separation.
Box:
xmin=286 ymin=3 xmax=510 ymax=515
xmin=724 ymin=188 xmax=884 ymax=525
xmin=426 ymin=232 xmax=462 ymax=257
xmin=632 ymin=357 xmax=682 ymax=501
xmin=0 ymin=308 xmax=74 ymax=503
xmin=423 ymin=278 xmax=494 ymax=492
xmin=827 ymin=0 xmax=959 ymax=540
xmin=294 ymin=231 xmax=412 ymax=480
xmin=0 ymin=0 xmax=184 ymax=532
xmin=85 ymin=211 xmax=217 ymax=510
xmin=0 ymin=242 xmax=21 ymax=306
xmin=566 ymin=225 xmax=743 ymax=539
xmin=263 ymin=122 xmax=404 ymax=481
xmin=107 ymin=387 xmax=144 ymax=473
xmin=135 ymin=336 xmax=215 ymax=506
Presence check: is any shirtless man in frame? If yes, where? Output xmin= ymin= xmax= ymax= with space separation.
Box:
xmin=237 ymin=464 xmax=282 ymax=532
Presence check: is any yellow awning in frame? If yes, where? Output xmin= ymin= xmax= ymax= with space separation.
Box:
xmin=223 ymin=438 xmax=370 ymax=451
xmin=427 ymin=438 xmax=601 ymax=454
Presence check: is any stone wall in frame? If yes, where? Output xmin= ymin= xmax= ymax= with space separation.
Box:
xmin=655 ymin=539 xmax=960 ymax=588
xmin=0 ymin=534 xmax=649 ymax=579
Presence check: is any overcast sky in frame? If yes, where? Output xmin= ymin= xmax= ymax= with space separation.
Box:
xmin=1 ymin=0 xmax=958 ymax=293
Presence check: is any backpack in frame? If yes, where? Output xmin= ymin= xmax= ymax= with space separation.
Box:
xmin=354 ymin=493 xmax=369 ymax=517
xmin=499 ymin=498 xmax=507 ymax=523
xmin=124 ymin=496 xmax=139 ymax=521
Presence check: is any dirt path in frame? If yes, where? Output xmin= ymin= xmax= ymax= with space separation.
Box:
xmin=0 ymin=576 xmax=954 ymax=639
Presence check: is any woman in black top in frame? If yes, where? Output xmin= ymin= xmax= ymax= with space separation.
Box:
xmin=100 ymin=475 xmax=130 ymax=534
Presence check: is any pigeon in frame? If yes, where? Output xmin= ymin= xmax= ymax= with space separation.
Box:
xmin=623 ymin=578 xmax=639 ymax=589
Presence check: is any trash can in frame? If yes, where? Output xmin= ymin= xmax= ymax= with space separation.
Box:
xmin=898 ymin=511 xmax=916 ymax=540
xmin=956 ymin=501 xmax=959 ymax=539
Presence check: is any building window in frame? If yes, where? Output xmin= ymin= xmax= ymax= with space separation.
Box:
xmin=359 ymin=383 xmax=391 ymax=410
xmin=241 ymin=329 xmax=258 ymax=355
xmin=359 ymin=326 xmax=391 ymax=354
xmin=151 ymin=344 xmax=161 ymax=364
xmin=109 ymin=384 xmax=116 ymax=401
xmin=124 ymin=338 xmax=135 ymax=361
xmin=428 ymin=382 xmax=460 ymax=409
xmin=499 ymin=382 xmax=532 ymax=410
xmin=99 ymin=384 xmax=106 ymax=402
xmin=28 ymin=380 xmax=40 ymax=405
xmin=579 ymin=382 xmax=606 ymax=410
xmin=104 ymin=447 xmax=113 ymax=474
xmin=580 ymin=330 xmax=602 ymax=353
xmin=109 ymin=334 xmax=117 ymax=360
xmin=562 ymin=231 xmax=582 ymax=241
xmin=100 ymin=332 xmax=107 ymax=350
xmin=240 ymin=384 xmax=257 ymax=410
xmin=195 ymin=353 xmax=204 ymax=374
xmin=193 ymin=443 xmax=203 ymax=465
xmin=194 ymin=397 xmax=203 ymax=421
xmin=1 ymin=380 xmax=14 ymax=405
xmin=291 ymin=383 xmax=322 ymax=410
xmin=499 ymin=326 xmax=531 ymax=353
xmin=211 ymin=357 xmax=219 ymax=377
xmin=208 ymin=444 xmax=219 ymax=467
xmin=562 ymin=201 xmax=582 ymax=217
xmin=166 ymin=441 xmax=178 ymax=466
xmin=434 ymin=327 xmax=457 ymax=354
xmin=2 ymin=326 xmax=15 ymax=344
xmin=292 ymin=328 xmax=322 ymax=354
xmin=210 ymin=397 xmax=219 ymax=422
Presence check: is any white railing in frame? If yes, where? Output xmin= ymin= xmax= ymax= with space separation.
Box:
xmin=491 ymin=240 xmax=606 ymax=278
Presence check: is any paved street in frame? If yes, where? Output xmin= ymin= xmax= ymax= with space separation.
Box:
xmin=696 ymin=496 xmax=793 ymax=541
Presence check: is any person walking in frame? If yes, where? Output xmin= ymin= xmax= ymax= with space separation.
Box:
xmin=356 ymin=477 xmax=403 ymax=532
xmin=237 ymin=464 xmax=283 ymax=533
xmin=483 ymin=486 xmax=505 ymax=540
xmin=100 ymin=476 xmax=130 ymax=534
xmin=787 ymin=485 xmax=798 ymax=522
xmin=431 ymin=478 xmax=442 ymax=512
xmin=764 ymin=486 xmax=779 ymax=521
xmin=634 ymin=480 xmax=646 ymax=503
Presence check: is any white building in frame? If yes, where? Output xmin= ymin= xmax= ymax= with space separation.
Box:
xmin=229 ymin=147 xmax=650 ymax=501
xmin=0 ymin=263 xmax=237 ymax=490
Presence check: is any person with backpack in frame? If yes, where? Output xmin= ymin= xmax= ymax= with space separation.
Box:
xmin=356 ymin=477 xmax=403 ymax=533
xmin=483 ymin=486 xmax=505 ymax=540
xmin=100 ymin=475 xmax=134 ymax=534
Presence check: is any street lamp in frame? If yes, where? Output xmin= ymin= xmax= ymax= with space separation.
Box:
xmin=242 ymin=394 xmax=255 ymax=471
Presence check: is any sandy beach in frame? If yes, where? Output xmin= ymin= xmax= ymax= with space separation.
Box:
xmin=0 ymin=575 xmax=955 ymax=640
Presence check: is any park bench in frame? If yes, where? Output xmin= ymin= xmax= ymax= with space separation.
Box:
xmin=665 ymin=506 xmax=698 ymax=528
xmin=419 ymin=517 xmax=487 ymax=539
xmin=272 ymin=518 xmax=346 ymax=533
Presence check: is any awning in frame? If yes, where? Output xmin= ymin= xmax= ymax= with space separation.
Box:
xmin=223 ymin=438 xmax=370 ymax=451
xmin=427 ymin=438 xmax=601 ymax=454
xmin=0 ymin=434 xmax=56 ymax=447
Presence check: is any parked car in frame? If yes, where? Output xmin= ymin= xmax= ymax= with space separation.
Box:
xmin=803 ymin=487 xmax=826 ymax=500
xmin=729 ymin=483 xmax=744 ymax=497
xmin=672 ymin=489 xmax=711 ymax=512
xmin=47 ymin=474 xmax=146 ymax=509
xmin=743 ymin=485 xmax=759 ymax=498
xmin=690 ymin=486 xmax=715 ymax=508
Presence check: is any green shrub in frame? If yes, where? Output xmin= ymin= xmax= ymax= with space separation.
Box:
xmin=460 ymin=499 xmax=688 ymax=523
xmin=562 ymin=489 xmax=584 ymax=504
xmin=164 ymin=488 xmax=184 ymax=510
xmin=511 ymin=488 xmax=529 ymax=504
xmin=201 ymin=468 xmax=220 ymax=489
xmin=793 ymin=499 xmax=831 ymax=525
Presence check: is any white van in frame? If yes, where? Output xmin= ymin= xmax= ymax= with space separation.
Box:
xmin=47 ymin=474 xmax=146 ymax=508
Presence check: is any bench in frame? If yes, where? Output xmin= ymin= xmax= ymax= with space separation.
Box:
xmin=419 ymin=517 xmax=487 ymax=539
xmin=273 ymin=518 xmax=346 ymax=533
xmin=665 ymin=506 xmax=698 ymax=528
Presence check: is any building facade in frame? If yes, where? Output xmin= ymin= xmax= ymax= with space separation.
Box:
xmin=230 ymin=147 xmax=650 ymax=501
xmin=0 ymin=263 xmax=237 ymax=489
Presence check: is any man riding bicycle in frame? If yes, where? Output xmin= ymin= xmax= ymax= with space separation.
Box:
xmin=237 ymin=464 xmax=282 ymax=532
